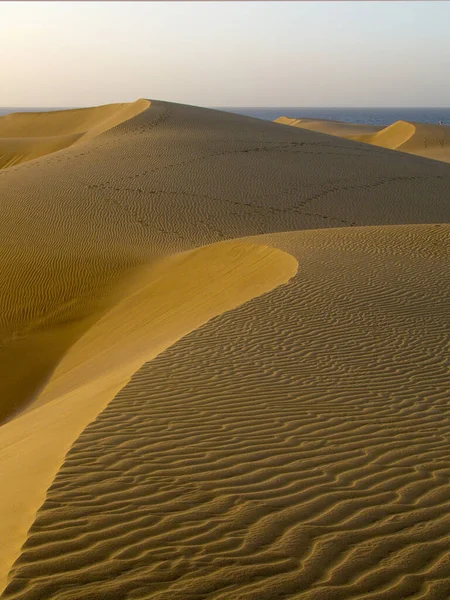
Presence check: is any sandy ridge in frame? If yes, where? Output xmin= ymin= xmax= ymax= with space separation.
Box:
xmin=0 ymin=100 xmax=449 ymax=598
xmin=0 ymin=240 xmax=297 ymax=594
xmin=275 ymin=116 xmax=450 ymax=163
xmin=0 ymin=99 xmax=150 ymax=169
xmin=3 ymin=224 xmax=449 ymax=599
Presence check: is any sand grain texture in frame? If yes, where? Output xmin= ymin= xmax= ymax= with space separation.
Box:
xmin=0 ymin=101 xmax=449 ymax=599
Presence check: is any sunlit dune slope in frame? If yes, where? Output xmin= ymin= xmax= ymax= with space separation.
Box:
xmin=275 ymin=116 xmax=382 ymax=138
xmin=0 ymin=100 xmax=449 ymax=599
xmin=0 ymin=239 xmax=297 ymax=595
xmin=349 ymin=119 xmax=416 ymax=149
xmin=276 ymin=115 xmax=450 ymax=163
xmin=0 ymin=99 xmax=149 ymax=168
xmin=352 ymin=120 xmax=450 ymax=162
xmin=1 ymin=101 xmax=449 ymax=425
xmin=4 ymin=223 xmax=450 ymax=600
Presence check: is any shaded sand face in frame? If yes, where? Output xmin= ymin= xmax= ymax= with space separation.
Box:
xmin=0 ymin=100 xmax=449 ymax=599
xmin=275 ymin=116 xmax=450 ymax=163
xmin=0 ymin=240 xmax=297 ymax=595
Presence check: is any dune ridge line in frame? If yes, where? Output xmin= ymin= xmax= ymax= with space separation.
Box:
xmin=3 ymin=223 xmax=450 ymax=600
xmin=0 ymin=99 xmax=150 ymax=169
xmin=275 ymin=115 xmax=450 ymax=163
xmin=0 ymin=99 xmax=449 ymax=599
xmin=0 ymin=238 xmax=297 ymax=595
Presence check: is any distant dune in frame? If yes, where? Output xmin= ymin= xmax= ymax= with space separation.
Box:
xmin=274 ymin=116 xmax=383 ymax=138
xmin=0 ymin=100 xmax=449 ymax=599
xmin=275 ymin=115 xmax=450 ymax=163
xmin=0 ymin=99 xmax=149 ymax=168
xmin=352 ymin=120 xmax=450 ymax=162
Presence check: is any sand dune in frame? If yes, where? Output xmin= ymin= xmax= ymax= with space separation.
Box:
xmin=349 ymin=119 xmax=416 ymax=149
xmin=0 ymin=240 xmax=296 ymax=595
xmin=275 ymin=116 xmax=382 ymax=138
xmin=0 ymin=99 xmax=149 ymax=168
xmin=352 ymin=120 xmax=450 ymax=162
xmin=4 ymin=224 xmax=449 ymax=600
xmin=0 ymin=100 xmax=449 ymax=598
xmin=276 ymin=115 xmax=450 ymax=163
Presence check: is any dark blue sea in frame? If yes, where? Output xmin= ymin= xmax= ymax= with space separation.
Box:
xmin=2 ymin=106 xmax=450 ymax=126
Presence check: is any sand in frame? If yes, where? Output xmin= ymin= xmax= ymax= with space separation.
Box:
xmin=275 ymin=116 xmax=450 ymax=163
xmin=0 ymin=99 xmax=149 ymax=168
xmin=0 ymin=100 xmax=449 ymax=599
xmin=274 ymin=116 xmax=383 ymax=138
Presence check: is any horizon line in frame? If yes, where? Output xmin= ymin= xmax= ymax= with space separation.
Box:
xmin=2 ymin=105 xmax=450 ymax=110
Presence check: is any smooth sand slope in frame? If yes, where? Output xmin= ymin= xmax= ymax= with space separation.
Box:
xmin=274 ymin=116 xmax=383 ymax=138
xmin=0 ymin=99 xmax=149 ymax=168
xmin=0 ymin=101 xmax=449 ymax=599
xmin=275 ymin=116 xmax=450 ymax=163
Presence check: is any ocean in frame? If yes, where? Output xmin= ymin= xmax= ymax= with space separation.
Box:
xmin=2 ymin=106 xmax=450 ymax=126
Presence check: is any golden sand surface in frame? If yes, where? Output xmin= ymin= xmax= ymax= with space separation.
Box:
xmin=0 ymin=100 xmax=149 ymax=168
xmin=0 ymin=100 xmax=449 ymax=599
xmin=274 ymin=117 xmax=383 ymax=138
xmin=275 ymin=116 xmax=450 ymax=163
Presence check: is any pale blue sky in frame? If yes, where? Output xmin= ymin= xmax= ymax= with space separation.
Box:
xmin=1 ymin=1 xmax=449 ymax=107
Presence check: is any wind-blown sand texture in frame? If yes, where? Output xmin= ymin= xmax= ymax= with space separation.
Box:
xmin=275 ymin=116 xmax=450 ymax=163
xmin=0 ymin=100 xmax=449 ymax=599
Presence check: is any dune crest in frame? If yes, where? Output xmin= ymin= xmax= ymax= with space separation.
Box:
xmin=0 ymin=239 xmax=297 ymax=595
xmin=351 ymin=119 xmax=416 ymax=149
xmin=0 ymin=99 xmax=150 ymax=168
xmin=276 ymin=115 xmax=450 ymax=163
xmin=3 ymin=224 xmax=449 ymax=600
xmin=0 ymin=100 xmax=449 ymax=598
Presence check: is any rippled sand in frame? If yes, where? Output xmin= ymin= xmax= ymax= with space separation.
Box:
xmin=0 ymin=101 xmax=449 ymax=599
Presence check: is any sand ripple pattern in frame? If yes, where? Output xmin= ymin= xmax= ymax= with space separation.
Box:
xmin=3 ymin=225 xmax=450 ymax=600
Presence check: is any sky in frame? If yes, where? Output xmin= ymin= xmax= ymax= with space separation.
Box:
xmin=1 ymin=1 xmax=450 ymax=108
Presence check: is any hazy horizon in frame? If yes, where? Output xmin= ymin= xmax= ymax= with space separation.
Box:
xmin=2 ymin=1 xmax=450 ymax=107
xmin=2 ymin=104 xmax=450 ymax=110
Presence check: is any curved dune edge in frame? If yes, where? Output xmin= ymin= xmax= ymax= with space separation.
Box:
xmin=0 ymin=97 xmax=448 ymax=598
xmin=350 ymin=120 xmax=416 ymax=149
xmin=276 ymin=116 xmax=450 ymax=163
xmin=352 ymin=121 xmax=450 ymax=161
xmin=0 ymin=99 xmax=150 ymax=169
xmin=0 ymin=239 xmax=297 ymax=595
xmin=3 ymin=223 xmax=449 ymax=599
